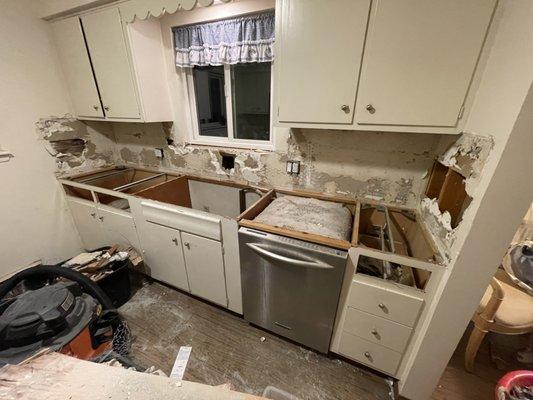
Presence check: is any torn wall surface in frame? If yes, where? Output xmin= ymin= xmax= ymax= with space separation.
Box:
xmin=36 ymin=116 xmax=117 ymax=176
xmin=110 ymin=123 xmax=447 ymax=208
xmin=419 ymin=133 xmax=495 ymax=260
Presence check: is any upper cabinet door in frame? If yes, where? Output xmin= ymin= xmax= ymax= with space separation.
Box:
xmin=81 ymin=8 xmax=140 ymax=119
xmin=355 ymin=0 xmax=496 ymax=127
xmin=51 ymin=17 xmax=103 ymax=118
xmin=276 ymin=0 xmax=371 ymax=124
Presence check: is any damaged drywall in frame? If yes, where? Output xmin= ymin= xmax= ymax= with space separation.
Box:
xmin=419 ymin=132 xmax=494 ymax=260
xmin=439 ymin=132 xmax=494 ymax=193
xmin=36 ymin=116 xmax=117 ymax=175
xmin=111 ymin=122 xmax=446 ymax=208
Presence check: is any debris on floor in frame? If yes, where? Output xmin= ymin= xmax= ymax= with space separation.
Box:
xmin=63 ymin=245 xmax=142 ymax=282
xmin=170 ymin=346 xmax=192 ymax=381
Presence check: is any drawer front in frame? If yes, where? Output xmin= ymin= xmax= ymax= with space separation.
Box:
xmin=343 ymin=307 xmax=412 ymax=353
xmin=348 ymin=275 xmax=424 ymax=326
xmin=141 ymin=201 xmax=221 ymax=240
xmin=338 ymin=331 xmax=402 ymax=376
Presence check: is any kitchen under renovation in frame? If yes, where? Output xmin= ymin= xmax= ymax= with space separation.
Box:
xmin=1 ymin=1 xmax=533 ymax=399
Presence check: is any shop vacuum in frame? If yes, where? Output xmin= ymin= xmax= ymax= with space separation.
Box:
xmin=0 ymin=265 xmax=130 ymax=366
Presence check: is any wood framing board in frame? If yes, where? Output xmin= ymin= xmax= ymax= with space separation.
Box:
xmin=134 ymin=176 xmax=192 ymax=208
xmin=274 ymin=187 xmax=359 ymax=205
xmin=236 ymin=189 xmax=275 ymax=221
xmin=239 ymin=219 xmax=352 ymax=250
xmin=425 ymin=161 xmax=449 ymax=199
xmin=438 ymin=168 xmax=468 ymax=228
xmin=356 ymin=245 xmax=441 ymax=273
xmin=0 ymin=352 xmax=264 ymax=400
xmin=351 ymin=201 xmax=361 ymax=246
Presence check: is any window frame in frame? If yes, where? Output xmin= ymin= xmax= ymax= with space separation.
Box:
xmin=184 ymin=63 xmax=274 ymax=150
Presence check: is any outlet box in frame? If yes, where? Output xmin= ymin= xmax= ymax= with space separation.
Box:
xmin=154 ymin=148 xmax=164 ymax=159
xmin=286 ymin=160 xmax=300 ymax=175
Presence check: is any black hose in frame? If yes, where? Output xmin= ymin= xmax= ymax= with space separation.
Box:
xmin=0 ymin=265 xmax=115 ymax=310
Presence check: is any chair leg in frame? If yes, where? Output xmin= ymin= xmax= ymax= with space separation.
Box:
xmin=465 ymin=324 xmax=488 ymax=372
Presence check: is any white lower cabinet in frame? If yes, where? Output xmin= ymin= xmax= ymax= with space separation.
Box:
xmin=141 ymin=222 xmax=190 ymax=292
xmin=98 ymin=206 xmax=141 ymax=250
xmin=67 ymin=197 xmax=107 ymax=250
xmin=332 ymin=264 xmax=425 ymax=377
xmin=181 ymin=232 xmax=227 ymax=307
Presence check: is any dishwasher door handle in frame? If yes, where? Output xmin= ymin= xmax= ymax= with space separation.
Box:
xmin=246 ymin=243 xmax=334 ymax=270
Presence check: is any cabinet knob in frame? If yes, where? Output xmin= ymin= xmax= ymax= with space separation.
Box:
xmin=98 ymin=216 xmax=104 ymax=221
xmin=366 ymin=104 xmax=376 ymax=114
xmin=378 ymin=303 xmax=386 ymax=309
xmin=184 ymin=242 xmax=190 ymax=249
xmin=340 ymin=104 xmax=350 ymax=113
xmin=172 ymin=238 xmax=178 ymax=245
xmin=104 ymin=106 xmax=110 ymax=111
xmin=90 ymin=212 xmax=96 ymax=218
xmin=371 ymin=328 xmax=378 ymax=336
xmin=93 ymin=105 xmax=99 ymax=110
xmin=364 ymin=351 xmax=371 ymax=358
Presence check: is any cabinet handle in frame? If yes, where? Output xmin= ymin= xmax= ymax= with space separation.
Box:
xmin=104 ymin=106 xmax=110 ymax=111
xmin=98 ymin=216 xmax=104 ymax=221
xmin=340 ymin=104 xmax=350 ymax=113
xmin=90 ymin=212 xmax=96 ymax=218
xmin=371 ymin=328 xmax=378 ymax=336
xmin=184 ymin=242 xmax=190 ymax=249
xmin=93 ymin=105 xmax=99 ymax=110
xmin=366 ymin=104 xmax=376 ymax=114
xmin=172 ymin=238 xmax=178 ymax=245
xmin=378 ymin=303 xmax=386 ymax=309
xmin=364 ymin=351 xmax=371 ymax=359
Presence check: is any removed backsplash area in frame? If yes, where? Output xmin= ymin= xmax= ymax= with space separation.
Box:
xmin=37 ymin=117 xmax=455 ymax=208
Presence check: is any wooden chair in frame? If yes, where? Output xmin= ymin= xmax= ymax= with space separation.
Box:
xmin=465 ymin=268 xmax=533 ymax=372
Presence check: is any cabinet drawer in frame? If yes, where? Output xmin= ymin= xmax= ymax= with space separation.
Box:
xmin=141 ymin=201 xmax=221 ymax=240
xmin=348 ymin=274 xmax=423 ymax=326
xmin=343 ymin=307 xmax=412 ymax=353
xmin=338 ymin=331 xmax=402 ymax=376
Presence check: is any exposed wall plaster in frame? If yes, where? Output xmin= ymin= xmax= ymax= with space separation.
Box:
xmin=111 ymin=123 xmax=447 ymax=208
xmin=439 ymin=132 xmax=494 ymax=193
xmin=36 ymin=115 xmax=117 ymax=176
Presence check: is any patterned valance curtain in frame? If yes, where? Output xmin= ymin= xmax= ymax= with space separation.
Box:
xmin=173 ymin=12 xmax=275 ymax=67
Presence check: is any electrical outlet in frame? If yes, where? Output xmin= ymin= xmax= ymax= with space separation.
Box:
xmin=286 ymin=160 xmax=300 ymax=175
xmin=154 ymin=148 xmax=164 ymax=159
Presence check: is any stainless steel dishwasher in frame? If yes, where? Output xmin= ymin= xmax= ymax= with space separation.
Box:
xmin=239 ymin=227 xmax=348 ymax=353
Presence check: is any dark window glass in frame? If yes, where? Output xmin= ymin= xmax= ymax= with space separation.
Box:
xmin=231 ymin=62 xmax=271 ymax=141
xmin=193 ymin=66 xmax=228 ymax=137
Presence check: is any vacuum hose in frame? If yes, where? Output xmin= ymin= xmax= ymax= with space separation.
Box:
xmin=0 ymin=265 xmax=115 ymax=310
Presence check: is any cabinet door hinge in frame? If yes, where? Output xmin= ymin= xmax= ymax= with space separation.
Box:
xmin=457 ymin=105 xmax=465 ymax=120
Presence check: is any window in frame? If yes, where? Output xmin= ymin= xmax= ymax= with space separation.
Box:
xmin=186 ymin=62 xmax=272 ymax=149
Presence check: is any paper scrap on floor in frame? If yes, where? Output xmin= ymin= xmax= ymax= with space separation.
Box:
xmin=170 ymin=346 xmax=192 ymax=381
xmin=254 ymin=195 xmax=353 ymax=241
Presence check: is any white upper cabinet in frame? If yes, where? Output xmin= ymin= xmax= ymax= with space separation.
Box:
xmin=275 ymin=0 xmax=371 ymax=124
xmin=81 ymin=7 xmax=140 ymax=119
xmin=51 ymin=18 xmax=103 ymax=118
xmin=355 ymin=0 xmax=497 ymax=128
xmin=51 ymin=7 xmax=173 ymax=122
xmin=274 ymin=0 xmax=497 ymax=134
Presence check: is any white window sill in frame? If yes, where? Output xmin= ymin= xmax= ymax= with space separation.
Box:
xmin=186 ymin=139 xmax=274 ymax=151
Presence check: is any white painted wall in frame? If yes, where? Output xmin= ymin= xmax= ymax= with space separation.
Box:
xmin=399 ymin=1 xmax=533 ymax=398
xmin=0 ymin=0 xmax=82 ymax=277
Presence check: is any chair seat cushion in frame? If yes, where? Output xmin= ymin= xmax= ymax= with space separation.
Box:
xmin=478 ymin=270 xmax=533 ymax=329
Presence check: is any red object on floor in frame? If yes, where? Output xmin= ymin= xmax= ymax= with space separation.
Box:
xmin=496 ymin=370 xmax=533 ymax=400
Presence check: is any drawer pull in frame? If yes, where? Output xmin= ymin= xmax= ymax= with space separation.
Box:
xmin=363 ymin=351 xmax=373 ymax=362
